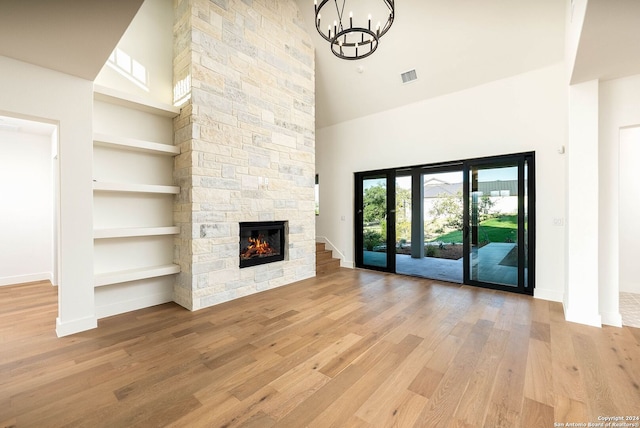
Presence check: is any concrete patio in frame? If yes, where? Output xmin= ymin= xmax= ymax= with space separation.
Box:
xmin=363 ymin=242 xmax=522 ymax=286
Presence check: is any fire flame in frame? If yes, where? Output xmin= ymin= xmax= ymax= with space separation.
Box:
xmin=241 ymin=235 xmax=274 ymax=259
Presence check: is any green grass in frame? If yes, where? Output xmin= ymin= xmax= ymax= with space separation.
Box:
xmin=432 ymin=229 xmax=463 ymax=243
xmin=429 ymin=215 xmax=518 ymax=244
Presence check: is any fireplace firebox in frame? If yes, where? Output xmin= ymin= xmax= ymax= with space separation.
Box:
xmin=239 ymin=221 xmax=286 ymax=268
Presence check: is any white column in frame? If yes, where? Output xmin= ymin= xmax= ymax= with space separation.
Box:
xmin=565 ymin=80 xmax=601 ymax=327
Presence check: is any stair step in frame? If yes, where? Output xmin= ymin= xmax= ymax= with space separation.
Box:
xmin=315 ymin=242 xmax=341 ymax=275
xmin=316 ymin=249 xmax=333 ymax=262
xmin=316 ymin=258 xmax=340 ymax=275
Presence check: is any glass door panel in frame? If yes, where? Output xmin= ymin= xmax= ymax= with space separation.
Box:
xmin=355 ymin=172 xmax=395 ymax=271
xmin=464 ymin=154 xmax=533 ymax=295
xmin=394 ymin=174 xmax=412 ymax=269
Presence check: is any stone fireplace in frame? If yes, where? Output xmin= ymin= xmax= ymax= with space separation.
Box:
xmin=172 ymin=0 xmax=315 ymax=311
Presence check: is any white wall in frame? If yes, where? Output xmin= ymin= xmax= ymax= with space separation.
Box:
xmin=94 ymin=0 xmax=174 ymax=105
xmin=316 ymin=63 xmax=567 ymax=302
xmin=0 ymin=129 xmax=54 ymax=286
xmin=0 ymin=56 xmax=95 ymax=337
xmin=599 ymin=74 xmax=640 ymax=299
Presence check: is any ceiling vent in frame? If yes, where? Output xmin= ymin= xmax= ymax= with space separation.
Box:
xmin=401 ymin=69 xmax=418 ymax=84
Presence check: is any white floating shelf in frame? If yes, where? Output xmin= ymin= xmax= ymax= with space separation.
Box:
xmin=94 ymin=264 xmax=181 ymax=287
xmin=93 ymin=133 xmax=180 ymax=156
xmin=94 ymin=226 xmax=180 ymax=239
xmin=93 ymin=84 xmax=180 ymax=118
xmin=93 ymin=181 xmax=180 ymax=194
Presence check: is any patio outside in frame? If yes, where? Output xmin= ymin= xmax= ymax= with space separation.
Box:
xmin=363 ymin=170 xmax=523 ymax=285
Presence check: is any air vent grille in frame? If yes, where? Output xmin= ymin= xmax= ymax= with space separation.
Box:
xmin=401 ymin=69 xmax=418 ymax=84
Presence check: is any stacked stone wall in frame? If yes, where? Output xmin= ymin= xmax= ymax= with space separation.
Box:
xmin=173 ymin=0 xmax=315 ymax=310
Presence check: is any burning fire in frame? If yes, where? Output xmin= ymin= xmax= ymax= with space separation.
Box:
xmin=241 ymin=235 xmax=274 ymax=259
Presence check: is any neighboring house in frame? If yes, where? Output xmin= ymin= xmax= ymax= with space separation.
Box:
xmin=423 ymin=178 xmax=518 ymax=220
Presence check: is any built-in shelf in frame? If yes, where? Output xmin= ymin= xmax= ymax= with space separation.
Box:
xmin=94 ymin=264 xmax=181 ymax=287
xmin=94 ymin=226 xmax=180 ymax=239
xmin=93 ymin=133 xmax=180 ymax=156
xmin=93 ymin=84 xmax=180 ymax=118
xmin=93 ymin=181 xmax=180 ymax=194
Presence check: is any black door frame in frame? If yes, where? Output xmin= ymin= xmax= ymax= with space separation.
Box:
xmin=354 ymin=152 xmax=535 ymax=296
xmin=354 ymin=169 xmax=396 ymax=273
xmin=462 ymin=153 xmax=535 ymax=295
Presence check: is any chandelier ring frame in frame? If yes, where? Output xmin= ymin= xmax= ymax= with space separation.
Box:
xmin=330 ymin=27 xmax=379 ymax=60
xmin=314 ymin=0 xmax=395 ymax=60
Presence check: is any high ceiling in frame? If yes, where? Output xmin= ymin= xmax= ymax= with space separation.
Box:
xmin=295 ymin=0 xmax=567 ymax=128
xmin=0 ymin=0 xmax=143 ymax=81
xmin=296 ymin=0 xmax=640 ymax=128
xmin=0 ymin=0 xmax=639 ymax=130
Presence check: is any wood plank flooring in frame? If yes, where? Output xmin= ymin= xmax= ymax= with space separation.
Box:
xmin=1 ymin=270 xmax=639 ymax=427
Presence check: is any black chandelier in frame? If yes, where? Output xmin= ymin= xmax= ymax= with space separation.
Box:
xmin=314 ymin=0 xmax=395 ymax=60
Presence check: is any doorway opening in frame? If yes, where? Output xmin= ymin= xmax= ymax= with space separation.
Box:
xmin=0 ymin=115 xmax=59 ymax=288
xmin=619 ymin=126 xmax=640 ymax=327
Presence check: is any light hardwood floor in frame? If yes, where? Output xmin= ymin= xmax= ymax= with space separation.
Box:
xmin=1 ymin=270 xmax=639 ymax=427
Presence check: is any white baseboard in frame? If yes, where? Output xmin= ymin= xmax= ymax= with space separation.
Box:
xmin=0 ymin=272 xmax=53 ymax=287
xmin=601 ymin=311 xmax=623 ymax=327
xmin=564 ymin=304 xmax=602 ymax=328
xmin=95 ymin=291 xmax=173 ymax=319
xmin=533 ymin=288 xmax=563 ymax=303
xmin=56 ymin=315 xmax=98 ymax=337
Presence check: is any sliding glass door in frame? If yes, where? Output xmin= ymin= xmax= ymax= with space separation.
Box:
xmin=464 ymin=154 xmax=534 ymax=293
xmin=355 ymin=152 xmax=535 ymax=295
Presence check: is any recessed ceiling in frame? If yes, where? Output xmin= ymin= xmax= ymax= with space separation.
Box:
xmin=0 ymin=0 xmax=144 ymax=80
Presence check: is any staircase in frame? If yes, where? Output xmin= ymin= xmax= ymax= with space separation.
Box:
xmin=316 ymin=242 xmax=341 ymax=275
